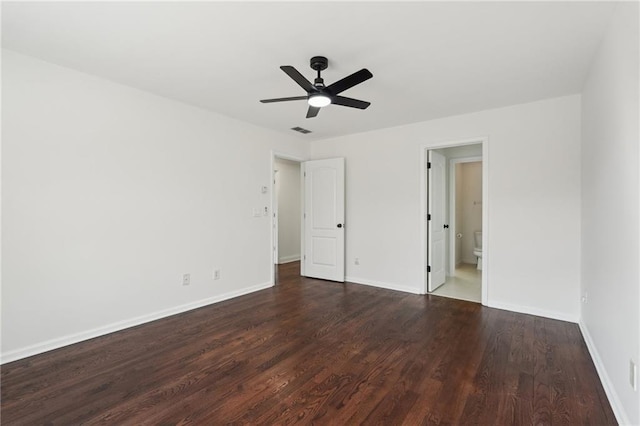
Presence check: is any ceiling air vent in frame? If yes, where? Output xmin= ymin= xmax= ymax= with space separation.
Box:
xmin=291 ymin=126 xmax=312 ymax=134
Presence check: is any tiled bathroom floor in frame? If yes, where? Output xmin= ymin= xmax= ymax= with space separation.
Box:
xmin=431 ymin=263 xmax=481 ymax=303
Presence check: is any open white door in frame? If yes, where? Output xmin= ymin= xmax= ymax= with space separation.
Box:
xmin=302 ymin=158 xmax=345 ymax=282
xmin=428 ymin=150 xmax=447 ymax=291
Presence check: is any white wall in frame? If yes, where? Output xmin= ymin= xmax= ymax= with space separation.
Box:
xmin=580 ymin=2 xmax=639 ymax=424
xmin=439 ymin=144 xmax=482 ymax=159
xmin=1 ymin=50 xmax=309 ymax=362
xmin=310 ymin=94 xmax=582 ymax=321
xmin=460 ymin=162 xmax=482 ymax=264
xmin=274 ymin=158 xmax=301 ymax=263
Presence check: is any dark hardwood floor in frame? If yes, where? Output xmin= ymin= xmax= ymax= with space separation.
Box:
xmin=1 ymin=262 xmax=616 ymax=425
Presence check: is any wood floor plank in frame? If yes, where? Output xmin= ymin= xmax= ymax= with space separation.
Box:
xmin=533 ymin=316 xmax=554 ymax=425
xmin=1 ymin=262 xmax=616 ymax=425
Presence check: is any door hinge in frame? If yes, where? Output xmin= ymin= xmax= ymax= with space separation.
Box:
xmin=427 ymin=214 xmax=431 ymax=220
xmin=304 ymin=172 xmax=306 ymax=177
xmin=427 ymin=265 xmax=431 ymax=272
xmin=304 ymin=255 xmax=306 ymax=260
xmin=427 ymin=162 xmax=431 ymax=169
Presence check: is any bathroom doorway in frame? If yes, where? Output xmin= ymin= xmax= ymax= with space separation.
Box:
xmin=423 ymin=141 xmax=487 ymax=304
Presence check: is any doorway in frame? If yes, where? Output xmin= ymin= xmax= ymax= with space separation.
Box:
xmin=274 ymin=158 xmax=302 ymax=265
xmin=270 ymin=154 xmax=346 ymax=284
xmin=271 ymin=154 xmax=303 ymax=282
xmin=423 ymin=140 xmax=488 ymax=305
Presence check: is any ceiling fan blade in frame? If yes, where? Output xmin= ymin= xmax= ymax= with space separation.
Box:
xmin=326 ymin=68 xmax=373 ymax=95
xmin=260 ymin=96 xmax=308 ymax=103
xmin=281 ymin=66 xmax=314 ymax=93
xmin=332 ymin=96 xmax=371 ymax=109
xmin=306 ymin=106 xmax=320 ymax=118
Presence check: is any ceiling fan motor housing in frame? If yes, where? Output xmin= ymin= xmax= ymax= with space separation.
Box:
xmin=310 ymin=56 xmax=328 ymax=71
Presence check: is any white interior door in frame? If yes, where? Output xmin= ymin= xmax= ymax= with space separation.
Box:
xmin=302 ymin=158 xmax=345 ymax=282
xmin=428 ymin=150 xmax=446 ymax=291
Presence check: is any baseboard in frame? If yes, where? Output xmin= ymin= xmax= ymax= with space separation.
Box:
xmin=579 ymin=320 xmax=629 ymax=425
xmin=1 ymin=281 xmax=274 ymax=365
xmin=345 ymin=276 xmax=422 ymax=295
xmin=487 ymin=300 xmax=578 ymax=323
xmin=278 ymin=255 xmax=301 ymax=264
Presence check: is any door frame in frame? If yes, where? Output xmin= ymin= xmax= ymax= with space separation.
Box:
xmin=420 ymin=137 xmax=489 ymax=306
xmin=270 ymin=151 xmax=305 ymax=285
xmin=449 ymin=156 xmax=482 ymax=276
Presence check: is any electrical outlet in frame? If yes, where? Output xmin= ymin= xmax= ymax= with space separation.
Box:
xmin=213 ymin=269 xmax=221 ymax=280
xmin=631 ymin=359 xmax=637 ymax=391
xmin=182 ymin=273 xmax=190 ymax=286
xmin=354 ymin=257 xmax=360 ymax=265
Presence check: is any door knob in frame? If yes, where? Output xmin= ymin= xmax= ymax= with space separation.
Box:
xmin=337 ymin=224 xmax=343 ymax=228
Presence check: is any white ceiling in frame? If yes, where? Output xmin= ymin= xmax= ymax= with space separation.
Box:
xmin=2 ymin=1 xmax=616 ymax=141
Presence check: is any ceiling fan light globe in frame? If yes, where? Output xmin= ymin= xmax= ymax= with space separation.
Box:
xmin=308 ymin=94 xmax=331 ymax=108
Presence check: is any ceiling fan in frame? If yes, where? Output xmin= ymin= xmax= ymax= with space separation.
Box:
xmin=260 ymin=56 xmax=373 ymax=118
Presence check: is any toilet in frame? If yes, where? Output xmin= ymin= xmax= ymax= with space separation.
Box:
xmin=473 ymin=231 xmax=483 ymax=270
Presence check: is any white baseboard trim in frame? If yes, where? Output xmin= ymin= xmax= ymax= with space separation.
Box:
xmin=1 ymin=281 xmax=274 ymax=365
xmin=278 ymin=255 xmax=301 ymax=264
xmin=487 ymin=300 xmax=578 ymax=323
xmin=578 ymin=320 xmax=629 ymax=425
xmin=345 ymin=276 xmax=422 ymax=295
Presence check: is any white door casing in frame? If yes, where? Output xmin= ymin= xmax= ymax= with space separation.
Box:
xmin=302 ymin=158 xmax=345 ymax=282
xmin=428 ymin=150 xmax=446 ymax=291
